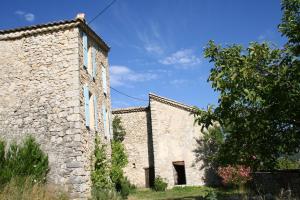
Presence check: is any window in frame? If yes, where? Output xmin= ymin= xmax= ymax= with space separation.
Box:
xmin=83 ymin=32 xmax=88 ymax=69
xmin=102 ymin=103 xmax=109 ymax=138
xmin=83 ymin=32 xmax=96 ymax=78
xmin=92 ymin=47 xmax=97 ymax=79
xmin=84 ymin=85 xmax=97 ymax=130
xmin=102 ymin=64 xmax=107 ymax=94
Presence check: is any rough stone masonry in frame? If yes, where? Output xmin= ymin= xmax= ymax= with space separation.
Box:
xmin=0 ymin=14 xmax=112 ymax=199
xmin=113 ymin=93 xmax=205 ymax=188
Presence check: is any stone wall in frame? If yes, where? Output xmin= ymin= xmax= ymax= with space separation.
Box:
xmin=150 ymin=97 xmax=204 ymax=187
xmin=0 ymin=21 xmax=112 ymax=199
xmin=250 ymin=170 xmax=300 ymax=197
xmin=113 ymin=108 xmax=152 ymax=187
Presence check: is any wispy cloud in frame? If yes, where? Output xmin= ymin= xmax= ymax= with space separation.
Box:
xmin=110 ymin=65 xmax=157 ymax=87
xmin=15 ymin=10 xmax=35 ymax=22
xmin=170 ymin=79 xmax=188 ymax=85
xmin=159 ymin=49 xmax=201 ymax=68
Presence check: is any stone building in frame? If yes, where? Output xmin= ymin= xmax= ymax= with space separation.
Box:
xmin=0 ymin=14 xmax=112 ymax=199
xmin=112 ymin=93 xmax=205 ymax=188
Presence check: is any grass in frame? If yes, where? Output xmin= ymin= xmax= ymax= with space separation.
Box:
xmin=0 ymin=177 xmax=68 ymax=200
xmin=128 ymin=186 xmax=239 ymax=200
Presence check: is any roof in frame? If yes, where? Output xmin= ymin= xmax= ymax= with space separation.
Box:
xmin=112 ymin=106 xmax=149 ymax=114
xmin=0 ymin=18 xmax=110 ymax=52
xmin=149 ymin=93 xmax=196 ymax=113
xmin=112 ymin=93 xmax=196 ymax=114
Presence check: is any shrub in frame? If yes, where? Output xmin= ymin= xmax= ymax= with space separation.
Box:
xmin=0 ymin=136 xmax=49 ymax=186
xmin=153 ymin=176 xmax=168 ymax=191
xmin=116 ymin=177 xmax=136 ymax=199
xmin=217 ymin=165 xmax=251 ymax=186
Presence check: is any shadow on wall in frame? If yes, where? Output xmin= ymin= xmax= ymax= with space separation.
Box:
xmin=146 ymin=109 xmax=155 ymax=187
xmin=193 ymin=125 xmax=223 ymax=187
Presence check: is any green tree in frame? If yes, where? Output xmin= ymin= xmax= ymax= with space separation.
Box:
xmin=91 ymin=136 xmax=113 ymax=191
xmin=194 ymin=123 xmax=225 ymax=169
xmin=112 ymin=116 xmax=126 ymax=142
xmin=195 ymin=0 xmax=300 ymax=170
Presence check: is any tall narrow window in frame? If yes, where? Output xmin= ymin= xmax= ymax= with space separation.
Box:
xmin=84 ymin=85 xmax=96 ymax=129
xmin=102 ymin=64 xmax=107 ymax=94
xmin=102 ymin=104 xmax=107 ymax=136
xmin=83 ymin=32 xmax=88 ymax=69
xmin=94 ymin=95 xmax=98 ymax=131
xmin=83 ymin=85 xmax=90 ymax=127
xmin=92 ymin=47 xmax=97 ymax=79
xmin=89 ymin=94 xmax=95 ymax=129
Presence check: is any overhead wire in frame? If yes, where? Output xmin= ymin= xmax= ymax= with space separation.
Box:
xmin=88 ymin=0 xmax=118 ymax=25
xmin=110 ymin=87 xmax=148 ymax=102
xmin=88 ymin=0 xmax=147 ymax=103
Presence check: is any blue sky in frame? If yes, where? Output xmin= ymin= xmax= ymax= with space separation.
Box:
xmin=1 ymin=0 xmax=286 ymax=109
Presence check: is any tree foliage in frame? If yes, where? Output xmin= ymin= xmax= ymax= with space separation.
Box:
xmin=91 ymin=136 xmax=113 ymax=191
xmin=112 ymin=116 xmax=126 ymax=142
xmin=111 ymin=116 xmax=135 ymax=198
xmin=195 ymin=0 xmax=300 ymax=170
xmin=110 ymin=141 xmax=128 ymax=185
xmin=194 ymin=124 xmax=224 ymax=169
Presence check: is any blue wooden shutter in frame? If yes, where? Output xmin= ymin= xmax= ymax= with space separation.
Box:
xmin=92 ymin=47 xmax=97 ymax=79
xmin=102 ymin=65 xmax=107 ymax=94
xmin=84 ymin=85 xmax=90 ymax=127
xmin=102 ymin=104 xmax=106 ymax=136
xmin=83 ymin=32 xmax=88 ymax=69
xmin=94 ymin=95 xmax=98 ymax=131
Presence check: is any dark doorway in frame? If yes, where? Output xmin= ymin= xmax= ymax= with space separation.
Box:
xmin=173 ymin=161 xmax=186 ymax=185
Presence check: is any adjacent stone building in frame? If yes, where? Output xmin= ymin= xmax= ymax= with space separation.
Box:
xmin=112 ymin=93 xmax=205 ymax=188
xmin=0 ymin=14 xmax=112 ymax=199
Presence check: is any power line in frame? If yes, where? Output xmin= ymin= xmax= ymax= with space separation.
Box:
xmin=110 ymin=87 xmax=148 ymax=102
xmin=88 ymin=0 xmax=117 ymax=25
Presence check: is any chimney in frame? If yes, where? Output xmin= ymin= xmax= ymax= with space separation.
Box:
xmin=76 ymin=13 xmax=85 ymax=22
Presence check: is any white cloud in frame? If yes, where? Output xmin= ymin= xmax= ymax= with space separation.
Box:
xmin=15 ymin=10 xmax=35 ymax=22
xmin=145 ymin=44 xmax=164 ymax=55
xmin=110 ymin=65 xmax=157 ymax=87
xmin=159 ymin=49 xmax=201 ymax=68
xmin=170 ymin=79 xmax=188 ymax=85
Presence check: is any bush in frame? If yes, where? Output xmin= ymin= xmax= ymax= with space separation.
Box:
xmin=217 ymin=165 xmax=251 ymax=186
xmin=0 ymin=136 xmax=49 ymax=186
xmin=153 ymin=176 xmax=168 ymax=191
xmin=115 ymin=177 xmax=136 ymax=199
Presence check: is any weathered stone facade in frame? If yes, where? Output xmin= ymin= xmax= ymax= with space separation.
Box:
xmin=113 ymin=93 xmax=204 ymax=188
xmin=0 ymin=16 xmax=112 ymax=199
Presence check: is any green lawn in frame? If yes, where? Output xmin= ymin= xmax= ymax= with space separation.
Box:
xmin=128 ymin=186 xmax=238 ymax=200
